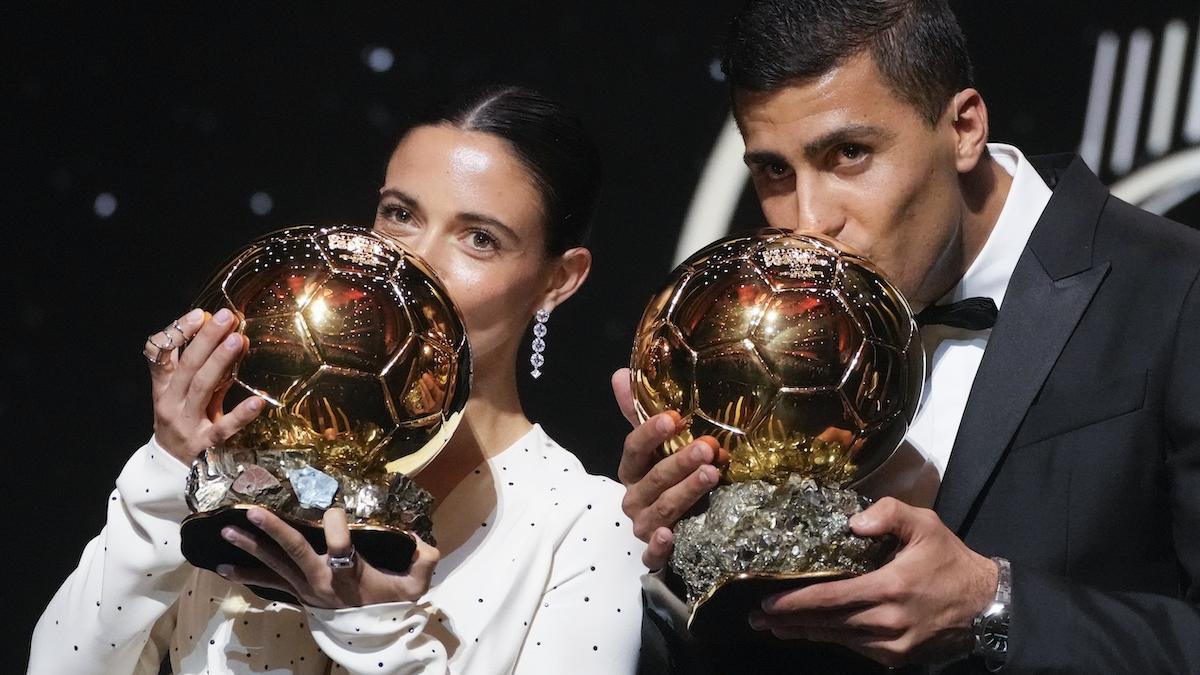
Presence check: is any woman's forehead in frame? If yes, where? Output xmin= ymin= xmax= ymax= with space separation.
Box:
xmin=384 ymin=125 xmax=544 ymax=224
xmin=387 ymin=125 xmax=518 ymax=176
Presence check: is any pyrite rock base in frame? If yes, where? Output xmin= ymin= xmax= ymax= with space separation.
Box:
xmin=670 ymin=475 xmax=896 ymax=638
xmin=180 ymin=505 xmax=417 ymax=604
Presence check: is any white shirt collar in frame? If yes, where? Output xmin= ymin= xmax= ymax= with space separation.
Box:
xmin=939 ymin=143 xmax=1052 ymax=310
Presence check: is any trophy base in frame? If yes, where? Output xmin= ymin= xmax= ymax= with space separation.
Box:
xmin=687 ymin=570 xmax=853 ymax=642
xmin=180 ymin=504 xmax=416 ymax=604
xmin=669 ymin=475 xmax=897 ymax=640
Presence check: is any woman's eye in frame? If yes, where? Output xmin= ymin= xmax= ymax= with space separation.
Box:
xmin=469 ymin=230 xmax=499 ymax=252
xmin=379 ymin=203 xmax=413 ymax=223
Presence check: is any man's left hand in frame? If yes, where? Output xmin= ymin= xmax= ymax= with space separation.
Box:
xmin=748 ymin=497 xmax=998 ymax=667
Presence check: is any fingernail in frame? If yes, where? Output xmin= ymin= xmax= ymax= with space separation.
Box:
xmin=246 ymin=508 xmax=264 ymax=525
xmin=691 ymin=443 xmax=711 ymax=462
xmin=216 ymin=564 xmax=232 ymax=577
xmin=657 ymin=416 xmax=675 ymax=434
xmin=214 ymin=308 xmax=232 ymax=325
xmin=850 ymin=512 xmax=868 ymax=529
xmin=247 ymin=397 xmax=263 ymax=411
xmin=185 ymin=308 xmax=204 ymax=325
xmin=748 ymin=613 xmax=765 ymax=630
xmin=221 ymin=527 xmax=237 ymax=542
xmin=655 ymin=530 xmax=671 ymax=544
xmin=223 ymin=333 xmax=242 ymax=350
xmin=699 ymin=465 xmax=718 ymax=486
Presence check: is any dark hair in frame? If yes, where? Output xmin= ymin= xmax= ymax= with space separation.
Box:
xmin=404 ymin=85 xmax=601 ymax=255
xmin=721 ymin=0 xmax=973 ymax=125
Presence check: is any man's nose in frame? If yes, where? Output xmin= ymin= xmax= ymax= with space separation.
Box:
xmin=791 ymin=185 xmax=844 ymax=238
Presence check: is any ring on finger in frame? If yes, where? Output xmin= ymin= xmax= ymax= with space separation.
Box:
xmin=327 ymin=546 xmax=356 ymax=570
xmin=166 ymin=320 xmax=190 ymax=346
xmin=144 ymin=334 xmax=175 ymax=365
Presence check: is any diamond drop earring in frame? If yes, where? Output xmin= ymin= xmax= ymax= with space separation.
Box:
xmin=530 ymin=308 xmax=550 ymax=379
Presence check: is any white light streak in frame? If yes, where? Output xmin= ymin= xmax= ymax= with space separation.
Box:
xmin=1079 ymin=31 xmax=1120 ymax=172
xmin=674 ymin=115 xmax=747 ymax=267
xmin=1147 ymin=20 xmax=1188 ymax=157
xmin=1110 ymin=28 xmax=1154 ymax=175
xmin=1186 ymin=13 xmax=1200 ymax=143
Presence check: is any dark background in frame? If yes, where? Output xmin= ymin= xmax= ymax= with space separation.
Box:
xmin=8 ymin=1 xmax=1200 ymax=664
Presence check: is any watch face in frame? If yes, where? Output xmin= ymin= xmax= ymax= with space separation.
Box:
xmin=982 ymin=615 xmax=1010 ymax=653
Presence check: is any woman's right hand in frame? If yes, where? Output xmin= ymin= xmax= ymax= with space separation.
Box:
xmin=144 ymin=307 xmax=265 ymax=465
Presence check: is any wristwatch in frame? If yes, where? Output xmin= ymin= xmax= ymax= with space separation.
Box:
xmin=972 ymin=556 xmax=1011 ymax=672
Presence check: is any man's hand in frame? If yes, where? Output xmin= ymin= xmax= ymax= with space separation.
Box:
xmin=612 ymin=368 xmax=721 ymax=570
xmin=748 ymin=497 xmax=998 ymax=667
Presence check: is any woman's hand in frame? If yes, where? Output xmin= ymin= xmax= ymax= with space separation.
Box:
xmin=216 ymin=507 xmax=439 ymax=608
xmin=144 ymin=307 xmax=265 ymax=465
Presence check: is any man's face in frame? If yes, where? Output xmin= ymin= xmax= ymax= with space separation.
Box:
xmin=736 ymin=53 xmax=964 ymax=304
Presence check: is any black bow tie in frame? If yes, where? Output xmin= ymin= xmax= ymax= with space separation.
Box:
xmin=915 ymin=297 xmax=999 ymax=331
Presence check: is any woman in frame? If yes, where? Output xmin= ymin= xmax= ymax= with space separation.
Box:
xmin=29 ymin=86 xmax=647 ymax=674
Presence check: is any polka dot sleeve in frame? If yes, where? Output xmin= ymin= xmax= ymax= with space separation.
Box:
xmin=305 ymin=601 xmax=448 ymax=674
xmin=28 ymin=438 xmax=196 ymax=674
xmin=513 ymin=477 xmax=647 ymax=674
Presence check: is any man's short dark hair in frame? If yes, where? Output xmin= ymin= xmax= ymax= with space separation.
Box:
xmin=722 ymin=0 xmax=974 ymax=125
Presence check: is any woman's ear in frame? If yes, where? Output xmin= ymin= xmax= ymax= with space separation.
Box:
xmin=538 ymin=247 xmax=592 ymax=312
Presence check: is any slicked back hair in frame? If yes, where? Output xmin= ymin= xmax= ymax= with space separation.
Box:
xmin=722 ymin=0 xmax=974 ymax=125
xmin=404 ymin=85 xmax=601 ymax=255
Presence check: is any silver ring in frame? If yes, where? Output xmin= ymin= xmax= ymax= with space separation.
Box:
xmin=144 ymin=334 xmax=174 ymax=365
xmin=167 ymin=320 xmax=190 ymax=346
xmin=327 ymin=547 xmax=356 ymax=569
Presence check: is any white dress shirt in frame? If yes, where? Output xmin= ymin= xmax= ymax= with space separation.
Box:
xmin=29 ymin=424 xmax=647 ymax=674
xmin=857 ymin=143 xmax=1053 ymax=507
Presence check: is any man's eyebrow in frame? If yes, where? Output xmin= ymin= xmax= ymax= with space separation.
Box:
xmin=744 ymin=149 xmax=790 ymax=168
xmin=743 ymin=124 xmax=896 ymax=168
xmin=802 ymin=124 xmax=895 ymax=157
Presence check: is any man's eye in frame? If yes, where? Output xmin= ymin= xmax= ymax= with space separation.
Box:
xmin=762 ymin=163 xmax=792 ymax=179
xmin=839 ymin=144 xmax=867 ymax=161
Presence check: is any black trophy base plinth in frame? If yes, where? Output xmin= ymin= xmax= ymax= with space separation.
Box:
xmin=180 ymin=505 xmax=416 ymax=604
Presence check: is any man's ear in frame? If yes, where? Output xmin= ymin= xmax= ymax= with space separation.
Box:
xmin=948 ymin=88 xmax=990 ymax=174
xmin=538 ymin=247 xmax=592 ymax=312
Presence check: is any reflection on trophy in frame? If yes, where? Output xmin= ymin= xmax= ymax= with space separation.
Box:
xmin=630 ymin=228 xmax=923 ymax=639
xmin=179 ymin=225 xmax=470 ymax=596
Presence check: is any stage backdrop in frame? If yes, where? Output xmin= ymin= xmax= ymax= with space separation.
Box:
xmin=7 ymin=1 xmax=1199 ymax=661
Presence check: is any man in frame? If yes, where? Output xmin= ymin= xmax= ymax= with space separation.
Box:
xmin=616 ymin=1 xmax=1200 ymax=672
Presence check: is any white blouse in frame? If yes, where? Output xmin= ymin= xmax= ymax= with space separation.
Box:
xmin=28 ymin=424 xmax=647 ymax=674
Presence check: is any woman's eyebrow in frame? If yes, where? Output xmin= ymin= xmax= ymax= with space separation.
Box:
xmin=459 ymin=212 xmax=520 ymax=242
xmin=379 ymin=188 xmax=420 ymax=209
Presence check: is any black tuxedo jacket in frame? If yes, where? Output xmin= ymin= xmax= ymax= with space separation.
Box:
xmin=937 ymin=154 xmax=1200 ymax=672
xmin=639 ymin=154 xmax=1200 ymax=674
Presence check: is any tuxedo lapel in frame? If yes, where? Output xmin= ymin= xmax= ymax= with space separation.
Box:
xmin=934 ymin=155 xmax=1111 ymax=534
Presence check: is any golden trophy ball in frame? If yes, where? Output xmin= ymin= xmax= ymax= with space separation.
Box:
xmin=630 ymin=228 xmax=923 ymax=640
xmin=179 ymin=224 xmax=470 ymax=599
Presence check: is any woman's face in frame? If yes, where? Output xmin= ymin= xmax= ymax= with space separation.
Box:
xmin=373 ymin=124 xmax=555 ymax=376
